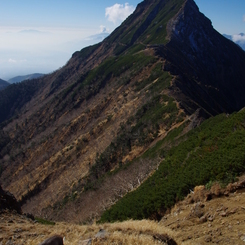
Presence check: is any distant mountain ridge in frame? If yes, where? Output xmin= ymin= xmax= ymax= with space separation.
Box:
xmin=8 ymin=73 xmax=45 ymax=84
xmin=0 ymin=78 xmax=9 ymax=90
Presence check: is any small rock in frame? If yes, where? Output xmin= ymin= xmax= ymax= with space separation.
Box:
xmin=205 ymin=235 xmax=212 ymax=242
xmin=14 ymin=228 xmax=22 ymax=233
xmin=199 ymin=215 xmax=207 ymax=223
xmin=237 ymin=179 xmax=245 ymax=188
xmin=208 ymin=216 xmax=213 ymax=222
xmin=190 ymin=202 xmax=205 ymax=218
xmin=95 ymin=229 xmax=107 ymax=239
xmin=220 ymin=212 xmax=227 ymax=217
xmin=80 ymin=239 xmax=92 ymax=245
xmin=228 ymin=208 xmax=238 ymax=215
xmin=6 ymin=240 xmax=14 ymax=245
xmin=13 ymin=234 xmax=21 ymax=239
xmin=38 ymin=235 xmax=63 ymax=245
xmin=224 ymin=191 xmax=229 ymax=196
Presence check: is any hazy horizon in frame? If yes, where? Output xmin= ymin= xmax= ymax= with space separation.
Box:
xmin=0 ymin=0 xmax=244 ymax=80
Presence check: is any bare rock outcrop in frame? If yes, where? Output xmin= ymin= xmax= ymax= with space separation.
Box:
xmin=38 ymin=235 xmax=64 ymax=245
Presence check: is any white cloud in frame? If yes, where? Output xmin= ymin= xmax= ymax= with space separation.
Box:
xmin=99 ymin=25 xmax=109 ymax=33
xmin=8 ymin=58 xmax=27 ymax=63
xmin=232 ymin=33 xmax=245 ymax=43
xmin=105 ymin=3 xmax=135 ymax=24
xmin=8 ymin=58 xmax=17 ymax=63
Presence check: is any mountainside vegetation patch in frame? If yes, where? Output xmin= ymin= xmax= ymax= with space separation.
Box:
xmin=100 ymin=109 xmax=245 ymax=222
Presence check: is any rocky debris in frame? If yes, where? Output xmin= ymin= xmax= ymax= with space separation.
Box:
xmin=226 ymin=177 xmax=245 ymax=193
xmin=188 ymin=202 xmax=205 ymax=218
xmin=160 ymin=177 xmax=245 ymax=244
xmin=0 ymin=185 xmax=21 ymax=214
xmin=186 ymin=178 xmax=245 ymax=205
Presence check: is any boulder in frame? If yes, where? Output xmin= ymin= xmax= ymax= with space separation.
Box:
xmin=38 ymin=235 xmax=63 ymax=245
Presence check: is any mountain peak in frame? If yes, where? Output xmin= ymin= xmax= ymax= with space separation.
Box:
xmin=1 ymin=0 xmax=245 ymax=225
xmin=167 ymin=0 xmax=213 ymax=47
xmin=101 ymin=0 xmax=186 ymax=54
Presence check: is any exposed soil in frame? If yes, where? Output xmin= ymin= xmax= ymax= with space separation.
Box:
xmin=161 ymin=176 xmax=245 ymax=244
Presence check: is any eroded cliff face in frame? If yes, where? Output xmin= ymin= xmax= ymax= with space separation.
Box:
xmin=164 ymin=0 xmax=245 ymax=115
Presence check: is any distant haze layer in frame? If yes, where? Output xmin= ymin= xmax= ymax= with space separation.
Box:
xmin=0 ymin=27 xmax=109 ymax=80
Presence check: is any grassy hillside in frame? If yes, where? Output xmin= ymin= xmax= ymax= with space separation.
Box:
xmin=100 ymin=108 xmax=245 ymax=222
xmin=0 ymin=211 xmax=179 ymax=245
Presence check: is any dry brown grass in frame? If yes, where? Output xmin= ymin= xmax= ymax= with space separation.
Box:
xmin=2 ymin=182 xmax=245 ymax=244
xmin=0 ymin=212 xmax=178 ymax=245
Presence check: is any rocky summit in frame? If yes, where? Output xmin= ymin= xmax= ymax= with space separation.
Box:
xmin=0 ymin=0 xmax=245 ymax=226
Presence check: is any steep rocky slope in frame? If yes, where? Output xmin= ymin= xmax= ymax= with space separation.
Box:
xmin=0 ymin=0 xmax=245 ymax=223
xmin=164 ymin=0 xmax=245 ymax=115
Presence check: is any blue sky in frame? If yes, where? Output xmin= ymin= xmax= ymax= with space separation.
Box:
xmin=0 ymin=0 xmax=244 ymax=80
xmin=195 ymin=0 xmax=245 ymax=34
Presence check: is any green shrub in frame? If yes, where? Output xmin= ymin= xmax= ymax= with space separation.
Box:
xmin=99 ymin=110 xmax=245 ymax=223
xmin=35 ymin=217 xmax=55 ymax=225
